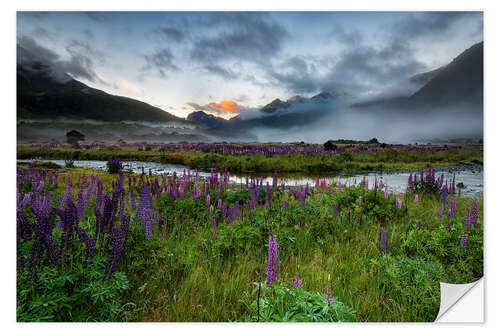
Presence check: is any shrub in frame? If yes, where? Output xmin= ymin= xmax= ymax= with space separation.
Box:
xmin=107 ymin=157 xmax=123 ymax=174
xmin=408 ymin=179 xmax=441 ymax=196
xmin=245 ymin=283 xmax=356 ymax=322
xmin=370 ymin=255 xmax=444 ymax=321
xmin=401 ymin=224 xmax=483 ymax=283
xmin=17 ymin=256 xmax=131 ymax=322
xmin=65 ymin=159 xmax=75 ymax=168
xmin=323 ymin=140 xmax=338 ymax=151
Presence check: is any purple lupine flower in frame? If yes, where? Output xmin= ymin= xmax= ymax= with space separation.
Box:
xmin=414 ymin=194 xmax=419 ymax=205
xmin=103 ymin=226 xmax=125 ymax=281
xmin=235 ymin=201 xmax=239 ymax=220
xmin=222 ymin=202 xmax=227 ymax=219
xmin=17 ymin=209 xmax=32 ymax=241
xmin=265 ymin=195 xmax=269 ymax=210
xmin=472 ymin=200 xmax=479 ymax=227
xmin=143 ymin=208 xmax=153 ymax=241
xmin=81 ymin=173 xmax=87 ymax=192
xmin=293 ymin=272 xmax=302 ymax=289
xmin=465 ymin=211 xmax=472 ymax=232
xmin=77 ymin=191 xmax=85 ymax=221
xmin=450 ymin=200 xmax=457 ymax=218
xmin=325 ymin=274 xmax=333 ymax=305
xmin=416 ymin=222 xmax=422 ymax=229
xmin=334 ymin=202 xmax=339 ymax=218
xmin=441 ymin=186 xmax=447 ymax=208
xmin=210 ymin=204 xmax=214 ymax=214
xmin=384 ymin=184 xmax=388 ymax=199
xmin=217 ymin=199 xmax=222 ymax=209
xmin=76 ymin=226 xmax=96 ymax=264
xmin=41 ymin=231 xmax=59 ymax=267
xmin=206 ymin=193 xmax=211 ymax=207
xmin=229 ymin=206 xmax=234 ymax=226
xmin=396 ymin=198 xmax=402 ymax=209
xmin=266 ymin=234 xmax=278 ymax=285
xmin=358 ymin=196 xmax=363 ymax=203
xmin=60 ymin=177 xmax=73 ymax=207
xmin=461 ymin=234 xmax=468 ymax=248
xmin=283 ymin=200 xmax=288 ymax=210
xmin=380 ymin=227 xmax=388 ymax=254
xmin=84 ymin=175 xmax=96 ymax=208
xmin=212 ymin=218 xmax=217 ymax=239
xmin=438 ymin=206 xmax=443 ymax=219
xmin=21 ymin=193 xmax=32 ymax=207
xmin=338 ymin=183 xmax=341 ymax=192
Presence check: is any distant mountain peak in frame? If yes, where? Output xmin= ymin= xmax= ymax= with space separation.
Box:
xmin=260 ymin=98 xmax=291 ymax=113
xmin=186 ymin=111 xmax=229 ymax=128
xmin=311 ymin=91 xmax=338 ymax=101
xmin=287 ymin=95 xmax=305 ymax=103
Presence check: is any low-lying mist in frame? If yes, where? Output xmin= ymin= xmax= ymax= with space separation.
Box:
xmin=245 ymin=101 xmax=483 ymax=144
xmin=17 ymin=99 xmax=482 ymax=144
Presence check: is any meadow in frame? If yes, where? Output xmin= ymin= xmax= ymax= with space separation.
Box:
xmin=16 ymin=158 xmax=483 ymax=322
xmin=17 ymin=142 xmax=483 ymax=173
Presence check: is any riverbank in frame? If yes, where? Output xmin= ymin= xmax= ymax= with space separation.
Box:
xmin=17 ymin=159 xmax=484 ymax=198
xmin=17 ymin=142 xmax=483 ymax=173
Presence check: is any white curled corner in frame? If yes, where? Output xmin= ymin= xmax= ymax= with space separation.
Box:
xmin=435 ymin=278 xmax=484 ymax=322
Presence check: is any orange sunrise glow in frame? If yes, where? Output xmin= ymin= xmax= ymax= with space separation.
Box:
xmin=208 ymin=100 xmax=239 ymax=112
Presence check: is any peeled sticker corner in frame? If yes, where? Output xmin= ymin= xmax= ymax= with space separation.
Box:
xmin=435 ymin=277 xmax=484 ymax=322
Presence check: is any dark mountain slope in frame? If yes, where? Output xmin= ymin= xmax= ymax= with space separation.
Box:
xmin=17 ymin=62 xmax=188 ymax=123
xmin=408 ymin=41 xmax=483 ymax=106
xmin=353 ymin=41 xmax=483 ymax=111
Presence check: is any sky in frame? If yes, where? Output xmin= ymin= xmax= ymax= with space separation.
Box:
xmin=17 ymin=11 xmax=483 ymax=119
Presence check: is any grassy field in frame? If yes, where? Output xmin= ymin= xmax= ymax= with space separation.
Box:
xmin=17 ymin=143 xmax=483 ymax=173
xmin=16 ymin=164 xmax=483 ymax=322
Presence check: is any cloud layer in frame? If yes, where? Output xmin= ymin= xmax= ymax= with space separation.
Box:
xmin=17 ymin=11 xmax=483 ymax=119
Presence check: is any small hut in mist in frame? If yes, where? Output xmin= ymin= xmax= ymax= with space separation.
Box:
xmin=66 ymin=130 xmax=85 ymax=144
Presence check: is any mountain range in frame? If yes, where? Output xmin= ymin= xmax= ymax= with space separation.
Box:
xmin=17 ymin=40 xmax=483 ymax=141
xmin=187 ymin=41 xmax=483 ymax=129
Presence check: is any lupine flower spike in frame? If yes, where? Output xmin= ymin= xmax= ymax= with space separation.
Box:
xmin=293 ymin=272 xmax=302 ymax=289
xmin=325 ymin=274 xmax=333 ymax=305
xmin=265 ymin=234 xmax=278 ymax=285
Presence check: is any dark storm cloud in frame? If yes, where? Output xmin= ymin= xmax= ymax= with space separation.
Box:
xmin=17 ymin=36 xmax=59 ymax=64
xmin=392 ymin=12 xmax=479 ymax=40
xmin=82 ymin=29 xmax=95 ymax=40
xmin=84 ymin=12 xmax=107 ymax=23
xmin=31 ymin=26 xmax=55 ymax=40
xmin=321 ymin=39 xmax=425 ymax=96
xmin=203 ymin=65 xmax=238 ymax=80
xmin=156 ymin=27 xmax=186 ymax=43
xmin=329 ymin=25 xmax=363 ymax=46
xmin=143 ymin=48 xmax=179 ymax=78
xmin=266 ymin=12 xmax=475 ymax=98
xmin=266 ymin=56 xmax=323 ymax=94
xmin=17 ymin=36 xmax=107 ymax=84
xmin=189 ymin=13 xmax=288 ymax=65
xmin=145 ymin=12 xmax=288 ymax=80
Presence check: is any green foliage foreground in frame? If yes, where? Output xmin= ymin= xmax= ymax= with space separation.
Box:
xmin=17 ymin=167 xmax=483 ymax=322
